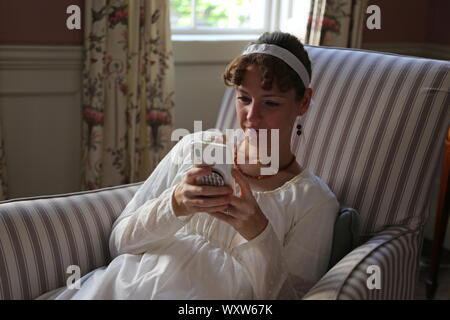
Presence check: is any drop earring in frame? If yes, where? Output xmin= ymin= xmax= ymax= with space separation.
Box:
xmin=296 ymin=124 xmax=302 ymax=136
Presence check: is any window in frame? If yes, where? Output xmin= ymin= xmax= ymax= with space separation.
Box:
xmin=170 ymin=0 xmax=272 ymax=35
xmin=170 ymin=0 xmax=311 ymax=42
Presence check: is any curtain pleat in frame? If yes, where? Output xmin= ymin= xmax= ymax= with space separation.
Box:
xmin=81 ymin=0 xmax=175 ymax=190
xmin=306 ymin=0 xmax=368 ymax=48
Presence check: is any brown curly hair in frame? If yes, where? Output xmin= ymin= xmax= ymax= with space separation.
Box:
xmin=223 ymin=32 xmax=312 ymax=101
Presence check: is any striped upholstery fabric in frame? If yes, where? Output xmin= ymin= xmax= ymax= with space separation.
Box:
xmin=303 ymin=226 xmax=421 ymax=299
xmin=216 ymin=46 xmax=450 ymax=299
xmin=216 ymin=46 xmax=450 ymax=236
xmin=0 ymin=183 xmax=141 ymax=300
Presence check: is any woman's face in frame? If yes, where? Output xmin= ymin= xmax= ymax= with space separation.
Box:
xmin=235 ymin=64 xmax=311 ymax=148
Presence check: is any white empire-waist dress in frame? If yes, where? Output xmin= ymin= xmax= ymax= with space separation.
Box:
xmin=37 ymin=131 xmax=339 ymax=300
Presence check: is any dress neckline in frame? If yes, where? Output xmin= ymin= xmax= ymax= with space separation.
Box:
xmin=252 ymin=169 xmax=309 ymax=195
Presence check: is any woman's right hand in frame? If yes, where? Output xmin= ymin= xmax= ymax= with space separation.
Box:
xmin=172 ymin=165 xmax=234 ymax=217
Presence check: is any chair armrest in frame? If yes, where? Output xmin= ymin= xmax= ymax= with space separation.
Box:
xmin=303 ymin=225 xmax=422 ymax=300
xmin=0 ymin=183 xmax=140 ymax=299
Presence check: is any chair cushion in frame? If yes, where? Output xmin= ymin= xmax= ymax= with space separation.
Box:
xmin=328 ymin=205 xmax=360 ymax=270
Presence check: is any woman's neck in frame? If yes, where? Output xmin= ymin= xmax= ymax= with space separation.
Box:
xmin=235 ymin=141 xmax=296 ymax=176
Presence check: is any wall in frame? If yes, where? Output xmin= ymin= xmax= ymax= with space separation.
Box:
xmin=0 ymin=0 xmax=85 ymax=198
xmin=0 ymin=46 xmax=83 ymax=198
xmin=363 ymin=0 xmax=429 ymax=43
xmin=427 ymin=0 xmax=450 ymax=45
xmin=0 ymin=0 xmax=84 ymax=45
xmin=362 ymin=0 xmax=450 ymax=59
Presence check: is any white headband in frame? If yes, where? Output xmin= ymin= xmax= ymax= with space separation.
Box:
xmin=241 ymin=43 xmax=311 ymax=88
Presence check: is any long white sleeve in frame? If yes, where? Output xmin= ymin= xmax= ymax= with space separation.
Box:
xmin=231 ymin=193 xmax=339 ymax=300
xmin=109 ymin=185 xmax=193 ymax=256
xmin=109 ymin=133 xmax=197 ymax=258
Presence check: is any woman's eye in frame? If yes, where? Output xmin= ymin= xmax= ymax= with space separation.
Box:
xmin=237 ymin=96 xmax=251 ymax=103
xmin=265 ymin=101 xmax=280 ymax=107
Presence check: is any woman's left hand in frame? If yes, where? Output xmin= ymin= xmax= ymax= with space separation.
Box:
xmin=206 ymin=167 xmax=268 ymax=241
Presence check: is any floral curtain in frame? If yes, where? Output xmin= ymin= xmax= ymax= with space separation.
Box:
xmin=0 ymin=121 xmax=7 ymax=201
xmin=306 ymin=0 xmax=369 ymax=48
xmin=82 ymin=0 xmax=174 ymax=190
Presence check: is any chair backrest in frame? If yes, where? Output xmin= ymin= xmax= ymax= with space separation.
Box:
xmin=216 ymin=46 xmax=450 ymax=238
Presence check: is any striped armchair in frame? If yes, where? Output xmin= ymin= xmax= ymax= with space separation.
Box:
xmin=216 ymin=45 xmax=450 ymax=299
xmin=0 ymin=46 xmax=449 ymax=301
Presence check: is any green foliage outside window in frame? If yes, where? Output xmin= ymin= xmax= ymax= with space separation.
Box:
xmin=171 ymin=0 xmax=257 ymax=29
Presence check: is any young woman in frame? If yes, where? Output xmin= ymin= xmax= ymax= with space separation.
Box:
xmin=38 ymin=31 xmax=339 ymax=300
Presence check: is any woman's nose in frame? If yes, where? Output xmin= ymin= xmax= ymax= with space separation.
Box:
xmin=246 ymin=103 xmax=261 ymax=122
